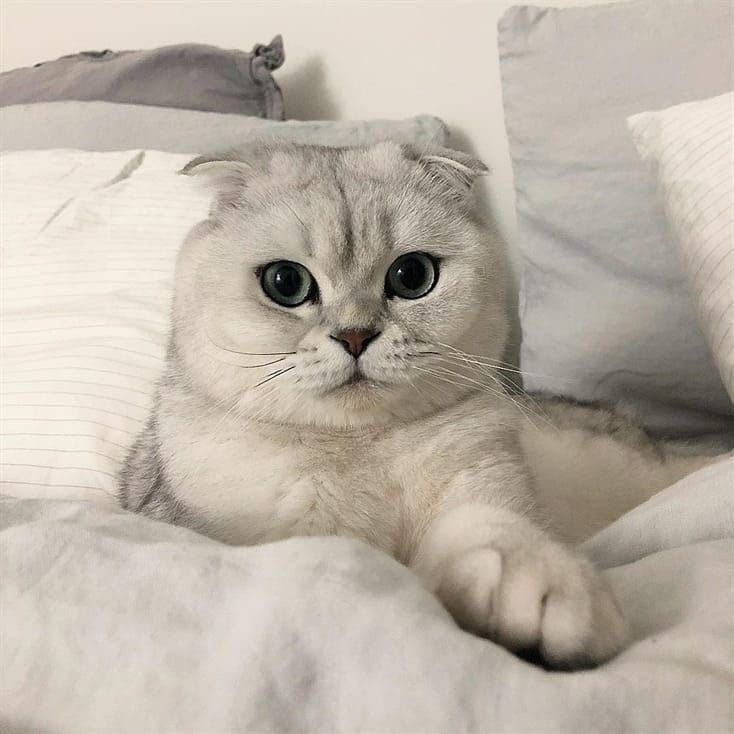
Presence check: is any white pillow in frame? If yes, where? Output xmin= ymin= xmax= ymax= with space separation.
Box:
xmin=0 ymin=149 xmax=210 ymax=506
xmin=628 ymin=92 xmax=734 ymax=402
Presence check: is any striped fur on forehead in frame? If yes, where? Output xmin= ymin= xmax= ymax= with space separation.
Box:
xmin=314 ymin=170 xmax=396 ymax=270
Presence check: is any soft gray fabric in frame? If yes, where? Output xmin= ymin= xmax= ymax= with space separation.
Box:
xmin=499 ymin=0 xmax=734 ymax=438
xmin=1 ymin=457 xmax=733 ymax=732
xmin=0 ymin=39 xmax=284 ymax=118
xmin=0 ymin=101 xmax=447 ymax=153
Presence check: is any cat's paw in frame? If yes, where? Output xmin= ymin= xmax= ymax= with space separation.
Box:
xmin=412 ymin=506 xmax=627 ymax=667
xmin=433 ymin=538 xmax=626 ymax=668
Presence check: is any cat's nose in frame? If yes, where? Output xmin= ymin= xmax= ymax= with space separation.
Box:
xmin=330 ymin=328 xmax=381 ymax=358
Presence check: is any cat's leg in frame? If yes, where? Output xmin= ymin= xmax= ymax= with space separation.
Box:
xmin=410 ymin=502 xmax=626 ymax=668
xmin=520 ymin=396 xmax=726 ymax=542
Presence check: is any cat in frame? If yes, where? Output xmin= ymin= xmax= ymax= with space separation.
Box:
xmin=119 ymin=142 xmax=713 ymax=668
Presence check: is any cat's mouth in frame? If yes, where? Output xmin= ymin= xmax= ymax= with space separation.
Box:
xmin=332 ymin=368 xmax=383 ymax=393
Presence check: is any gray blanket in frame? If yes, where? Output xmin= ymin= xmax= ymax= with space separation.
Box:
xmin=1 ymin=457 xmax=733 ymax=733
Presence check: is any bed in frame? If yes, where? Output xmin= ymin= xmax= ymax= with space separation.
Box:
xmin=1 ymin=4 xmax=733 ymax=731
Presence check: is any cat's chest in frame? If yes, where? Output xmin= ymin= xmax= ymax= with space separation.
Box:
xmin=167 ymin=422 xmax=400 ymax=550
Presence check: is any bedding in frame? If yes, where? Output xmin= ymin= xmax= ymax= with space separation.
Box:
xmin=628 ymin=92 xmax=734 ymax=401
xmin=0 ymin=101 xmax=448 ymax=153
xmin=2 ymin=142 xmax=732 ymax=731
xmin=498 ymin=0 xmax=734 ymax=440
xmin=1 ymin=455 xmax=732 ymax=732
xmin=0 ymin=38 xmax=285 ymax=118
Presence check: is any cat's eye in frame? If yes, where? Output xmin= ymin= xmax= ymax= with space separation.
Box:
xmin=260 ymin=261 xmax=316 ymax=307
xmin=385 ymin=252 xmax=438 ymax=300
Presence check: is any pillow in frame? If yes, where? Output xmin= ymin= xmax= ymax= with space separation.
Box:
xmin=498 ymin=0 xmax=734 ymax=439
xmin=0 ymin=150 xmax=209 ymax=506
xmin=628 ymin=92 xmax=734 ymax=402
xmin=0 ymin=101 xmax=448 ymax=153
xmin=0 ymin=39 xmax=285 ymax=118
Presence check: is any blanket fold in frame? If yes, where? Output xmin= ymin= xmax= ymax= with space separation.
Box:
xmin=1 ymin=458 xmax=733 ymax=732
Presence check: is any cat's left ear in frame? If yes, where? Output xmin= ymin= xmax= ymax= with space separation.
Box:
xmin=180 ymin=153 xmax=255 ymax=211
xmin=418 ymin=147 xmax=488 ymax=200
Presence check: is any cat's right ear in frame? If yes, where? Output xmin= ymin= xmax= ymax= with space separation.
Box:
xmin=180 ymin=154 xmax=254 ymax=211
xmin=418 ymin=147 xmax=488 ymax=201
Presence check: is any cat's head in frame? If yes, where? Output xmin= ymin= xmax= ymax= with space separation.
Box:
xmin=173 ymin=142 xmax=508 ymax=428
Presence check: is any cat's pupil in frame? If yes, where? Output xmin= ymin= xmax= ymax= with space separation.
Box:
xmin=395 ymin=258 xmax=427 ymax=291
xmin=273 ymin=265 xmax=301 ymax=297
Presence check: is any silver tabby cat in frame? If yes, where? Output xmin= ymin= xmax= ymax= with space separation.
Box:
xmin=119 ymin=143 xmax=711 ymax=668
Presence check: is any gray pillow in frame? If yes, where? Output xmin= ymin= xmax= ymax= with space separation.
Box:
xmin=0 ymin=101 xmax=447 ymax=153
xmin=499 ymin=0 xmax=734 ymax=439
xmin=0 ymin=38 xmax=284 ymax=119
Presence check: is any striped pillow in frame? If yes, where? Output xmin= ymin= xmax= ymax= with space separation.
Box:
xmin=0 ymin=149 xmax=210 ymax=505
xmin=628 ymin=92 xmax=734 ymax=402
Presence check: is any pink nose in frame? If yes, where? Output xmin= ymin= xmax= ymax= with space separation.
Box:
xmin=331 ymin=329 xmax=380 ymax=358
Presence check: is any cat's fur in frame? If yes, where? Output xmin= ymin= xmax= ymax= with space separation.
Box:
xmin=119 ymin=142 xmax=712 ymax=668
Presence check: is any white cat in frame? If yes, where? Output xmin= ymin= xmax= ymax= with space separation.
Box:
xmin=119 ymin=143 xmax=712 ymax=668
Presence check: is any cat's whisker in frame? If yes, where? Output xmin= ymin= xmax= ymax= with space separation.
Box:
xmin=443 ymin=356 xmax=525 ymax=377
xmin=413 ymin=347 xmax=531 ymax=381
xmin=433 ymin=342 xmax=572 ymax=383
xmin=434 ymin=341 xmax=511 ymax=364
xmin=204 ymin=322 xmax=297 ymax=358
xmin=430 ymin=346 xmax=527 ymax=376
xmin=409 ymin=348 xmax=506 ymax=388
xmin=412 ymin=349 xmax=530 ymax=394
xmin=253 ymin=365 xmax=297 ymax=389
xmin=410 ymin=366 xmax=517 ymax=431
xmin=443 ymin=358 xmax=554 ymax=430
xmin=412 ymin=363 xmax=507 ymax=403
xmin=416 ymin=361 xmax=501 ymax=395
xmin=421 ymin=345 xmax=558 ymax=430
xmin=234 ymin=357 xmax=286 ymax=369
xmin=210 ymin=356 xmax=287 ymax=370
xmin=213 ymin=357 xmax=282 ymax=369
xmin=412 ymin=360 xmax=551 ymax=432
xmin=429 ymin=352 xmax=523 ymax=395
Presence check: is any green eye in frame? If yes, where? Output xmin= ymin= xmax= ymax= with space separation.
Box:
xmin=260 ymin=261 xmax=316 ymax=307
xmin=386 ymin=252 xmax=438 ymax=300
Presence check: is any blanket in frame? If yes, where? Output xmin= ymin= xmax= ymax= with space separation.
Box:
xmin=1 ymin=456 xmax=732 ymax=733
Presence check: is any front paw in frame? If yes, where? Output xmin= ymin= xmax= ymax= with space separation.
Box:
xmin=414 ymin=513 xmax=626 ymax=668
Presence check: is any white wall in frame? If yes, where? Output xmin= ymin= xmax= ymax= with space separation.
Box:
xmin=1 ymin=0 xmax=612 ymax=262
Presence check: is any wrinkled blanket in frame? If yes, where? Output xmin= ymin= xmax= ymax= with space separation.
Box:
xmin=1 ymin=457 xmax=733 ymax=733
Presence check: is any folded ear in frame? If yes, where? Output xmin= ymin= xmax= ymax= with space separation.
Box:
xmin=180 ymin=153 xmax=255 ymax=211
xmin=418 ymin=147 xmax=488 ymax=200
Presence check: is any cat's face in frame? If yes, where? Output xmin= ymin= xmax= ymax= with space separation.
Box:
xmin=173 ymin=143 xmax=508 ymax=428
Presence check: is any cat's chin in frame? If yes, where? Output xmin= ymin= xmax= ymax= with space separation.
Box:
xmin=328 ymin=374 xmax=385 ymax=403
xmin=312 ymin=380 xmax=448 ymax=429
xmin=282 ymin=376 xmax=403 ymax=429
